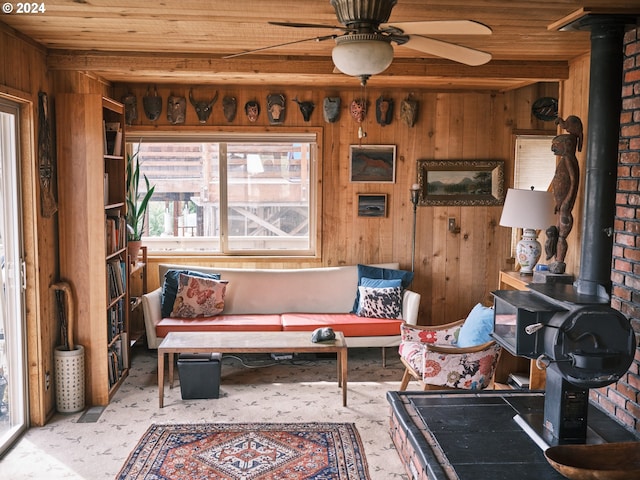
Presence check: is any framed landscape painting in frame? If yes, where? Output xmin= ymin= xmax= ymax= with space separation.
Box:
xmin=350 ymin=145 xmax=396 ymax=183
xmin=417 ymin=160 xmax=505 ymax=206
xmin=357 ymin=194 xmax=387 ymax=217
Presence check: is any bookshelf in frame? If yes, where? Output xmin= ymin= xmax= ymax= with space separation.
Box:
xmin=128 ymin=246 xmax=148 ymax=350
xmin=56 ymin=94 xmax=129 ymax=406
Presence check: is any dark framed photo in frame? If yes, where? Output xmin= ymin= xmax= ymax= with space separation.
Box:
xmin=417 ymin=160 xmax=505 ymax=206
xmin=350 ymin=145 xmax=396 ymax=183
xmin=357 ymin=194 xmax=387 ymax=217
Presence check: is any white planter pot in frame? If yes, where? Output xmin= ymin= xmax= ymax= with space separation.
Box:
xmin=54 ymin=345 xmax=85 ymax=413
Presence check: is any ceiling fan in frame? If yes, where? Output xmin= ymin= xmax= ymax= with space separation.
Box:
xmin=224 ymin=0 xmax=492 ymax=85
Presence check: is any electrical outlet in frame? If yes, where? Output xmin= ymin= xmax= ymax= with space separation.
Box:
xmin=45 ymin=371 xmax=50 ymax=390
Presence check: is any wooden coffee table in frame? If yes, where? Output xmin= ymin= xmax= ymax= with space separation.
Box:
xmin=157 ymin=330 xmax=348 ymax=407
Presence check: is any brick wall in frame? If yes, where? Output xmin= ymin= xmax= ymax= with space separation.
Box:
xmin=604 ymin=26 xmax=640 ymax=435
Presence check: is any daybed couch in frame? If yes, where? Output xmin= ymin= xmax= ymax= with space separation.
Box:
xmin=141 ymin=263 xmax=421 ymax=359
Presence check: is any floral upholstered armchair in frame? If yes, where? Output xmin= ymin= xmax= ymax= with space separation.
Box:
xmin=398 ymin=304 xmax=502 ymax=391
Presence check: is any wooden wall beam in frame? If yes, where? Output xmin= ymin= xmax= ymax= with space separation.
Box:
xmin=46 ymin=51 xmax=569 ymax=90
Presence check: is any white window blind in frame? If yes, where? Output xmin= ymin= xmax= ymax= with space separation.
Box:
xmin=514 ymin=135 xmax=556 ymax=191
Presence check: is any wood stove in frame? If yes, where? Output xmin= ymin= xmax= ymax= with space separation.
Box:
xmin=492 ymin=283 xmax=635 ymax=444
xmin=490 ymin=11 xmax=640 ymax=447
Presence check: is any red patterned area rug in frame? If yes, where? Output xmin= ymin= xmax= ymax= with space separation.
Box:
xmin=116 ymin=422 xmax=371 ymax=479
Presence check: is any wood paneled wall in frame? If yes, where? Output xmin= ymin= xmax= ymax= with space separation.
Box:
xmin=1 ymin=24 xmax=55 ymax=426
xmin=1 ymin=23 xmax=114 ymax=425
xmin=2 ymin=17 xmax=562 ymax=424
xmin=114 ymin=82 xmax=558 ymax=324
xmin=0 ymin=24 xmax=53 ymax=425
xmin=556 ymin=53 xmax=591 ymax=278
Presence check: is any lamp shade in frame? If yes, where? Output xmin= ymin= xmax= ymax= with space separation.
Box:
xmin=332 ymin=34 xmax=394 ymax=78
xmin=499 ymin=188 xmax=556 ymax=230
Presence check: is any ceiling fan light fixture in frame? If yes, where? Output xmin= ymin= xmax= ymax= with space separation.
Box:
xmin=330 ymin=0 xmax=396 ymax=28
xmin=332 ymin=34 xmax=393 ymax=79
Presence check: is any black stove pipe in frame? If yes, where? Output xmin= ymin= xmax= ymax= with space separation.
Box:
xmin=575 ymin=16 xmax=630 ymax=299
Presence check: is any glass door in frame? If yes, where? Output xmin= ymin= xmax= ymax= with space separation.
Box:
xmin=0 ymin=100 xmax=28 ymax=455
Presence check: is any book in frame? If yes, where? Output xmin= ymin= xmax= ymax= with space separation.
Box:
xmin=104 ymin=122 xmax=121 ymax=155
xmin=103 ymin=173 xmax=109 ymax=205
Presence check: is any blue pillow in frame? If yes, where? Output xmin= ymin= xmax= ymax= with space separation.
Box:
xmin=161 ymin=269 xmax=221 ymax=318
xmin=360 ymin=277 xmax=403 ymax=289
xmin=456 ymin=303 xmax=494 ymax=347
xmin=351 ymin=264 xmax=414 ymax=313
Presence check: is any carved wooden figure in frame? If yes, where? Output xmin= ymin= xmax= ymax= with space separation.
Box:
xmin=548 ymin=131 xmax=580 ymax=274
xmin=38 ymin=91 xmax=57 ymax=217
xmin=556 ymin=115 xmax=583 ymax=152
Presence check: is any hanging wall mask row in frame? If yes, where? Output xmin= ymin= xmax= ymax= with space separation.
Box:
xmin=131 ymin=87 xmax=419 ymax=127
xmin=139 ymin=85 xmax=235 ymax=124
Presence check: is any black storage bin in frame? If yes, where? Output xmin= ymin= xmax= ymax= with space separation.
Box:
xmin=177 ymin=353 xmax=222 ymax=399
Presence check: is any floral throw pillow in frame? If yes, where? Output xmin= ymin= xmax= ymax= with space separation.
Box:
xmin=170 ymin=274 xmax=228 ymax=318
xmin=356 ymin=285 xmax=403 ymax=319
xmin=161 ymin=269 xmax=221 ymax=318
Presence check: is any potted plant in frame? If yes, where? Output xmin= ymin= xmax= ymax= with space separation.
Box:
xmin=126 ymin=147 xmax=155 ymax=263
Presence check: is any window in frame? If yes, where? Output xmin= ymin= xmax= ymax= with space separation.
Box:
xmin=510 ymin=134 xmax=557 ymax=254
xmin=127 ymin=131 xmax=318 ymax=255
xmin=514 ymin=135 xmax=556 ymax=191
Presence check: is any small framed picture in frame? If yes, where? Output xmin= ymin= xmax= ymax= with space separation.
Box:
xmin=357 ymin=194 xmax=387 ymax=217
xmin=350 ymin=145 xmax=396 ymax=183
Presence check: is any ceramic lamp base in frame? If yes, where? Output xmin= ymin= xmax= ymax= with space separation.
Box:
xmin=516 ymin=229 xmax=542 ymax=274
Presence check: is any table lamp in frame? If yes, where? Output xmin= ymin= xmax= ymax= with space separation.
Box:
xmin=499 ymin=188 xmax=556 ymax=275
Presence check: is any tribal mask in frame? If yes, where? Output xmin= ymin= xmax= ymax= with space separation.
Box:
xmin=323 ymin=96 xmax=341 ymax=123
xmin=142 ymin=85 xmax=162 ymax=121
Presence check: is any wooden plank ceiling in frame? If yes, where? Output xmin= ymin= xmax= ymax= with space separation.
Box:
xmin=1 ymin=0 xmax=639 ymax=90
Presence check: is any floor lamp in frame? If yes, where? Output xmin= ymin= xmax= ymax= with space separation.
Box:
xmin=410 ymin=184 xmax=420 ymax=272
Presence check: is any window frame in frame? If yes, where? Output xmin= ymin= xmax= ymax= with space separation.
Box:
xmin=126 ymin=127 xmax=322 ymax=258
xmin=508 ymin=131 xmax=557 ymax=256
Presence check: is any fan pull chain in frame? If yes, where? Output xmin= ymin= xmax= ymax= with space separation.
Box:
xmin=358 ymin=78 xmax=368 ymax=146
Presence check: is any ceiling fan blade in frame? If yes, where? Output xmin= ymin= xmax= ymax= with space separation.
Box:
xmin=223 ymin=35 xmax=337 ymax=59
xmin=402 ymin=35 xmax=492 ymax=66
xmin=269 ymin=21 xmax=349 ymax=32
xmin=381 ymin=20 xmax=492 ymax=36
